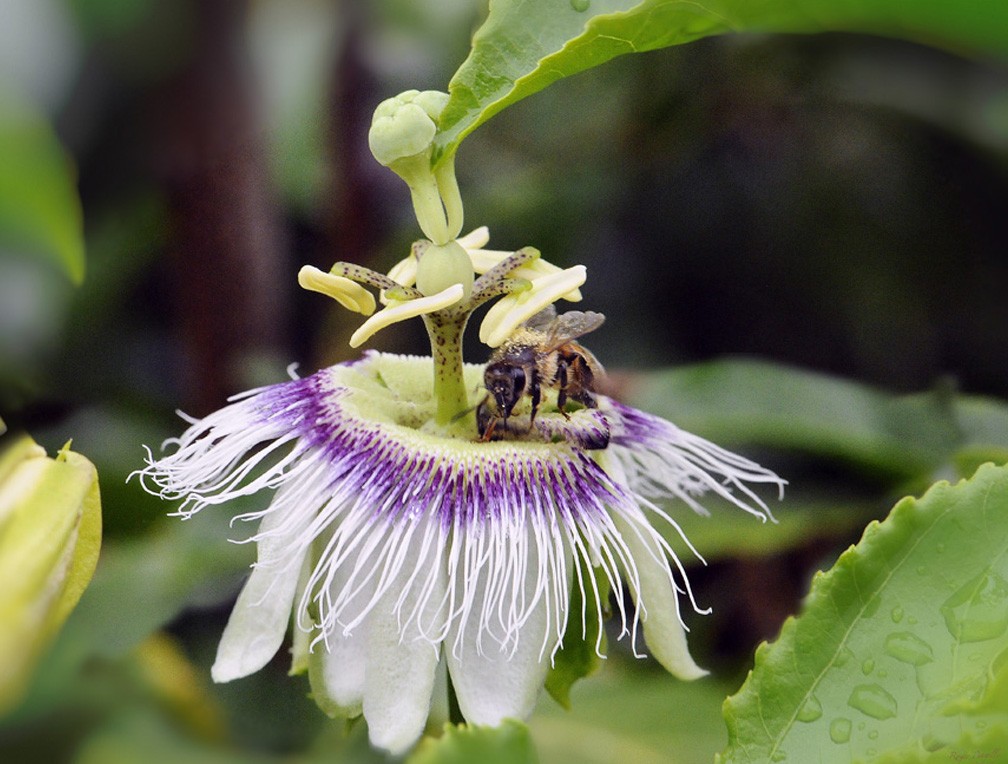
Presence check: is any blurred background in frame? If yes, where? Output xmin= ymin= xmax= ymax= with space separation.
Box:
xmin=1 ymin=0 xmax=1006 ymax=761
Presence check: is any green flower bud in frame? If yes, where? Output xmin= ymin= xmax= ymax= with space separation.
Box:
xmin=368 ymin=90 xmax=447 ymax=168
xmin=415 ymin=240 xmax=474 ymax=301
xmin=368 ymin=90 xmax=459 ymax=244
xmin=0 ymin=435 xmax=102 ymax=713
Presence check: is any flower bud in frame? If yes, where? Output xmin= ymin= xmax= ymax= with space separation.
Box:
xmin=368 ymin=90 xmax=447 ymax=169
xmin=0 ymin=435 xmax=102 ymax=713
xmin=368 ymin=90 xmax=457 ymax=244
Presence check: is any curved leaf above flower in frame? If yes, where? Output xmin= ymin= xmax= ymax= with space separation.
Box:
xmin=433 ymin=0 xmax=1008 ymax=164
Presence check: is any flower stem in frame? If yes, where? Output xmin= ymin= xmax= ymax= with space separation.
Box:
xmin=423 ymin=314 xmax=470 ymax=426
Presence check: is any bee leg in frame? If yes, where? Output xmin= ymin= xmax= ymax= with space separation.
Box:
xmin=555 ymin=360 xmax=570 ymax=418
xmin=528 ymin=375 xmax=542 ymax=425
xmin=476 ymin=396 xmax=496 ymax=441
xmin=481 ymin=418 xmax=498 ymax=441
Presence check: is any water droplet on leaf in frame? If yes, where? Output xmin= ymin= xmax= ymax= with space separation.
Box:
xmin=830 ymin=718 xmax=852 ymax=744
xmin=884 ymin=631 xmax=934 ymax=666
xmin=570 ymin=0 xmax=590 ymax=10
xmin=848 ymin=684 xmax=898 ymax=720
xmin=862 ymin=658 xmax=875 ymax=675
xmin=891 ymin=606 xmax=904 ymax=623
xmin=941 ymin=572 xmax=1008 ymax=643
xmin=797 ymin=696 xmax=822 ymax=722
xmin=921 ymin=733 xmax=947 ymax=753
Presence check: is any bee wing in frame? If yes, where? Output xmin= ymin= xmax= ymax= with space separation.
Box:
xmin=524 ymin=305 xmax=558 ymax=331
xmin=545 ymin=310 xmax=606 ymax=348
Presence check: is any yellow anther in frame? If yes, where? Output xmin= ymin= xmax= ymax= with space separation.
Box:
xmin=350 ymin=284 xmax=465 ymax=348
xmin=478 ymin=265 xmax=587 ymax=348
xmin=297 ymin=266 xmax=376 ymax=315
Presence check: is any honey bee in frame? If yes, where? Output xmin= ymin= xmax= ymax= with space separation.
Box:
xmin=477 ymin=308 xmax=606 ymax=441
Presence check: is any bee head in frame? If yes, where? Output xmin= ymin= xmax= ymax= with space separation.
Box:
xmin=484 ymin=361 xmax=526 ymax=417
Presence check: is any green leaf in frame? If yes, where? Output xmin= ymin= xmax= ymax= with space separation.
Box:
xmin=533 ymin=663 xmax=735 ymax=764
xmin=0 ymin=97 xmax=86 ymax=284
xmin=950 ymin=395 xmax=1008 ymax=478
xmin=664 ymin=494 xmax=882 ymax=563
xmin=408 ymin=720 xmax=539 ymax=764
xmin=435 ymin=0 xmax=1008 ymax=162
xmin=58 ymin=508 xmax=255 ymax=662
xmin=544 ymin=565 xmax=610 ymax=708
xmin=719 ymin=462 xmax=1008 ymax=763
xmin=73 ymin=708 xmax=272 ymax=764
xmin=625 ymin=359 xmax=1008 ymax=480
xmin=0 ymin=434 xmax=102 ymax=714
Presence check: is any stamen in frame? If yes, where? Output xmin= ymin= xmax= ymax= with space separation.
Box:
xmin=298 ymin=266 xmax=377 ymax=315
xmin=479 ymin=265 xmax=587 ymax=347
xmin=330 ymin=262 xmax=423 ymax=298
xmin=349 ymin=284 xmax=464 ymax=347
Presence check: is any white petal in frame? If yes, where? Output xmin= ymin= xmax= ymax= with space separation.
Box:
xmin=446 ymin=522 xmax=569 ymax=725
xmin=308 ymin=625 xmax=367 ymax=718
xmin=363 ymin=518 xmax=449 ymax=754
xmin=609 ymin=510 xmax=707 ymax=680
xmin=306 ymin=529 xmax=372 ymax=718
xmin=212 ymin=506 xmax=309 ymax=683
xmin=350 ymin=283 xmax=464 ymax=348
xmin=288 ymin=552 xmax=314 ymax=676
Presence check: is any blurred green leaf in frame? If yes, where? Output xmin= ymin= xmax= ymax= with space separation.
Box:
xmin=0 ymin=435 xmax=101 ymax=714
xmin=408 ymin=720 xmax=538 ymax=764
xmin=0 ymin=98 xmax=85 ymax=284
xmin=533 ymin=662 xmax=734 ymax=764
xmin=74 ymin=708 xmax=271 ymax=764
xmin=949 ymin=395 xmax=1008 ymax=477
xmin=663 ymin=494 xmax=881 ymax=564
xmin=435 ymin=0 xmax=1008 ymax=162
xmin=63 ymin=510 xmax=255 ymax=661
xmin=720 ymin=462 xmax=1008 ymax=763
xmin=625 ymin=359 xmax=1008 ymax=480
xmin=545 ymin=565 xmax=609 ymax=708
xmin=67 ymin=0 xmax=155 ymax=40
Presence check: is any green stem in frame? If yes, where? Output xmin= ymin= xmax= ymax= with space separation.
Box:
xmin=435 ymin=154 xmax=464 ymax=241
xmin=423 ymin=314 xmax=470 ymax=425
xmin=409 ymin=173 xmax=449 ymax=245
